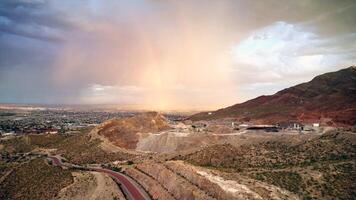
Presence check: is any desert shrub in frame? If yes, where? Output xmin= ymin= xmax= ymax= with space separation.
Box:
xmin=0 ymin=159 xmax=73 ymax=200
xmin=111 ymin=166 xmax=122 ymax=172
xmin=252 ymin=171 xmax=302 ymax=193
xmin=1 ymin=137 xmax=34 ymax=153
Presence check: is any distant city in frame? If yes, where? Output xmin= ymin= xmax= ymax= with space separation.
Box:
xmin=0 ymin=105 xmax=186 ymax=136
xmin=0 ymin=109 xmax=129 ymax=135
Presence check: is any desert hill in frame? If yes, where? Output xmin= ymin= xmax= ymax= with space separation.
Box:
xmin=90 ymin=112 xmax=171 ymax=149
xmin=180 ymin=130 xmax=355 ymax=169
xmin=90 ymin=112 xmax=226 ymax=153
xmin=178 ymin=130 xmax=356 ymax=199
xmin=189 ymin=66 xmax=356 ymax=125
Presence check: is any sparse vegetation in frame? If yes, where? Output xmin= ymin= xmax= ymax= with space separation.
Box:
xmin=1 ymin=137 xmax=34 ymax=153
xmin=1 ymin=132 xmax=138 ymax=164
xmin=111 ymin=166 xmax=122 ymax=172
xmin=52 ymin=133 xmax=136 ymax=164
xmin=1 ymin=132 xmax=137 ymax=165
xmin=0 ymin=159 xmax=73 ymax=200
xmin=180 ymin=130 xmax=356 ymax=199
xmin=251 ymin=171 xmax=302 ymax=193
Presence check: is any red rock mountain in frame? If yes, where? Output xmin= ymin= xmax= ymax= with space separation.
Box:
xmin=96 ymin=112 xmax=170 ymax=149
xmin=189 ymin=66 xmax=356 ymax=126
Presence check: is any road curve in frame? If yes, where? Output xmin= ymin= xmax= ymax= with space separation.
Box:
xmin=48 ymin=156 xmax=149 ymax=200
xmin=94 ymin=168 xmax=148 ymax=200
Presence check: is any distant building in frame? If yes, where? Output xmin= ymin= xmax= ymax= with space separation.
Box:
xmin=247 ymin=125 xmax=279 ymax=132
xmin=278 ymin=122 xmax=304 ymax=131
xmin=313 ymin=123 xmax=320 ymax=127
xmin=293 ymin=123 xmax=300 ymax=129
xmin=191 ymin=122 xmax=207 ymax=132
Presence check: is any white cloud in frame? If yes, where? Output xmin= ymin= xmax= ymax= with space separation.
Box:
xmin=230 ymin=21 xmax=355 ymax=100
xmin=231 ymin=21 xmax=355 ymax=77
xmin=231 ymin=21 xmax=325 ymax=74
xmin=80 ymin=84 xmax=144 ymax=104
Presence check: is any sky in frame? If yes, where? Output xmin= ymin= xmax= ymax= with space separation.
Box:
xmin=0 ymin=0 xmax=355 ymax=110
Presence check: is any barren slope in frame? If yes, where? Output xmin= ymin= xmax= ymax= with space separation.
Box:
xmin=179 ymin=130 xmax=356 ymax=199
xmin=190 ymin=66 xmax=356 ymax=126
xmin=56 ymin=171 xmax=125 ymax=200
xmin=91 ymin=112 xmax=171 ymax=150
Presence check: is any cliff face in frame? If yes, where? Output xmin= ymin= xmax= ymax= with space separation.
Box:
xmin=190 ymin=67 xmax=356 ymax=126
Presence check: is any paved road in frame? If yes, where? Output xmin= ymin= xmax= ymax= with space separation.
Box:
xmin=50 ymin=156 xmax=62 ymax=166
xmin=94 ymin=168 xmax=148 ymax=200
xmin=48 ymin=156 xmax=149 ymax=200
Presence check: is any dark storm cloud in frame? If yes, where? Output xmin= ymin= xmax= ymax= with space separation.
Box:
xmin=0 ymin=3 xmax=63 ymax=95
xmin=0 ymin=0 xmax=69 ymax=102
xmin=0 ymin=0 xmax=70 ymax=70
xmin=0 ymin=0 xmax=355 ymax=107
xmin=169 ymin=0 xmax=356 ymax=35
xmin=0 ymin=0 xmax=75 ymax=42
xmin=0 ymin=34 xmax=58 ymax=70
xmin=298 ymin=2 xmax=356 ymax=38
xmin=0 ymin=18 xmax=64 ymax=42
xmin=0 ymin=0 xmax=67 ymax=26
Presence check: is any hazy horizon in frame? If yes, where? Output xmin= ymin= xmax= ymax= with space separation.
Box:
xmin=1 ymin=0 xmax=355 ymax=110
xmin=0 ymin=65 xmax=354 ymax=112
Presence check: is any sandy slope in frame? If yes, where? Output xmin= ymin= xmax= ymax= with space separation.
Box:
xmin=165 ymin=161 xmax=299 ymax=200
xmin=55 ymin=171 xmax=125 ymax=200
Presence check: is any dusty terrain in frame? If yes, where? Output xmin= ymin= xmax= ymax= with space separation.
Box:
xmin=1 ymin=112 xmax=355 ymax=200
xmin=90 ymin=112 xmax=170 ymax=150
xmin=56 ymin=171 xmax=125 ymax=200
xmin=124 ymin=160 xmax=299 ymax=200
xmin=91 ymin=112 xmax=226 ymax=153
xmin=91 ymin=112 xmax=322 ymax=154
xmin=179 ymin=130 xmax=356 ymax=199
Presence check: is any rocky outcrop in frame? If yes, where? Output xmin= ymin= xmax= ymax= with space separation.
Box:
xmin=90 ymin=112 xmax=171 ymax=150
xmin=135 ymin=162 xmax=215 ymax=200
xmin=125 ymin=167 xmax=175 ymax=200
xmin=164 ymin=161 xmax=236 ymax=200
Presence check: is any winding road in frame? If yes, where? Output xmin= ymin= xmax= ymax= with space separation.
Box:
xmin=48 ymin=156 xmax=150 ymax=200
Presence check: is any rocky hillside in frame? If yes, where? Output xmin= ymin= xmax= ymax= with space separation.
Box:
xmin=180 ymin=130 xmax=355 ymax=168
xmin=178 ymin=130 xmax=356 ymax=199
xmin=93 ymin=112 xmax=171 ymax=149
xmin=190 ymin=66 xmax=356 ymax=126
xmin=124 ymin=160 xmax=298 ymax=200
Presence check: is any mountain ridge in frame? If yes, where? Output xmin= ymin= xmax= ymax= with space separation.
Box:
xmin=189 ymin=66 xmax=356 ymax=126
